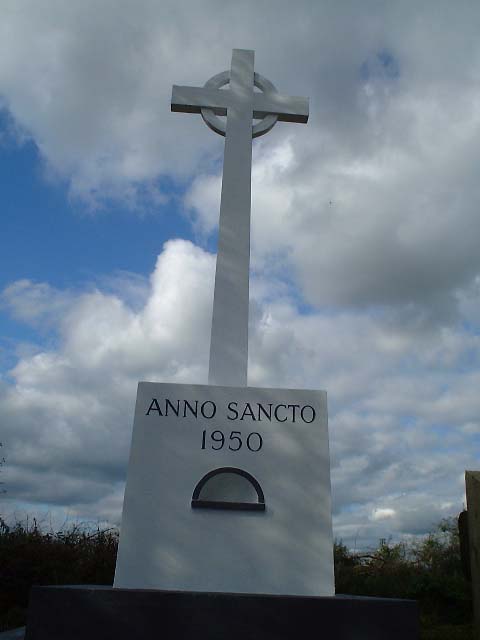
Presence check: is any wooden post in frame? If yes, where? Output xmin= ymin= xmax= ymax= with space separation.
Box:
xmin=466 ymin=471 xmax=480 ymax=639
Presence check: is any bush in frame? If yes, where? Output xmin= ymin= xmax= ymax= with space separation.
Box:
xmin=335 ymin=518 xmax=473 ymax=639
xmin=0 ymin=517 xmax=118 ymax=631
xmin=0 ymin=515 xmax=473 ymax=637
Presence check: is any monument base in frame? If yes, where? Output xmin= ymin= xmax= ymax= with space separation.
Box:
xmin=25 ymin=585 xmax=418 ymax=639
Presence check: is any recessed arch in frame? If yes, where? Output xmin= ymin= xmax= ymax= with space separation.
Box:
xmin=191 ymin=467 xmax=265 ymax=511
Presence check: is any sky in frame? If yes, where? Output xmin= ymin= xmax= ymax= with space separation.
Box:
xmin=1 ymin=0 xmax=480 ymax=549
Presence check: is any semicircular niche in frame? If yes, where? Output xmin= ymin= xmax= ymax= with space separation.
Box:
xmin=191 ymin=467 xmax=265 ymax=511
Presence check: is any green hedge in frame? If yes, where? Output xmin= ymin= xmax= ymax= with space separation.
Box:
xmin=0 ymin=517 xmax=118 ymax=631
xmin=335 ymin=519 xmax=472 ymax=639
xmin=0 ymin=516 xmax=473 ymax=638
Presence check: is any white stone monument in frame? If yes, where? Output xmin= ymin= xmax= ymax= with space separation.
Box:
xmin=114 ymin=49 xmax=334 ymax=597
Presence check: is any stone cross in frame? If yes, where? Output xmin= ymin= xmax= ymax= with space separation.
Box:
xmin=172 ymin=49 xmax=308 ymax=386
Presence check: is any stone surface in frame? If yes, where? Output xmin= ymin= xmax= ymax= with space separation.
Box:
xmin=114 ymin=381 xmax=334 ymax=596
xmin=466 ymin=471 xmax=480 ymax=639
xmin=25 ymin=586 xmax=419 ymax=640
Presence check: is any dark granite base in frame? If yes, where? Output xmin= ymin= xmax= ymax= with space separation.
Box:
xmin=25 ymin=585 xmax=419 ymax=639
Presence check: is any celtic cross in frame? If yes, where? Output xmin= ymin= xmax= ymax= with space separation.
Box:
xmin=171 ymin=49 xmax=309 ymax=387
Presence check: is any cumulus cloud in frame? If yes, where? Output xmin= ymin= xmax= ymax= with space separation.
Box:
xmin=1 ymin=241 xmax=214 ymax=519
xmin=2 ymin=280 xmax=73 ymax=327
xmin=2 ymin=1 xmax=480 ymax=547
xmin=2 ymin=240 xmax=479 ymax=547
xmin=3 ymin=1 xmax=480 ymax=313
xmin=188 ymin=104 xmax=480 ymax=316
xmin=0 ymin=1 xmax=478 ymax=202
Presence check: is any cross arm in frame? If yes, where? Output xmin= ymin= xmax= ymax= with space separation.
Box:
xmin=253 ymin=93 xmax=309 ymax=123
xmin=171 ymin=85 xmax=230 ymax=115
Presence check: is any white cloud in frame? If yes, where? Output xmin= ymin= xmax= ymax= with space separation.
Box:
xmin=2 ymin=241 xmax=479 ymax=547
xmin=371 ymin=508 xmax=396 ymax=522
xmin=3 ymin=2 xmax=480 ymax=315
xmin=2 ymin=0 xmax=480 ymax=547
xmin=188 ymin=107 xmax=480 ymax=314
xmin=1 ymin=280 xmax=73 ymax=327
xmin=0 ymin=1 xmax=478 ymax=207
xmin=1 ymin=241 xmax=214 ymax=521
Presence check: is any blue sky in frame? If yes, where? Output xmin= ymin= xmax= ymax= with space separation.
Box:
xmin=0 ymin=108 xmax=195 ymax=370
xmin=1 ymin=1 xmax=480 ymax=550
xmin=0 ymin=112 xmax=192 ymax=293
